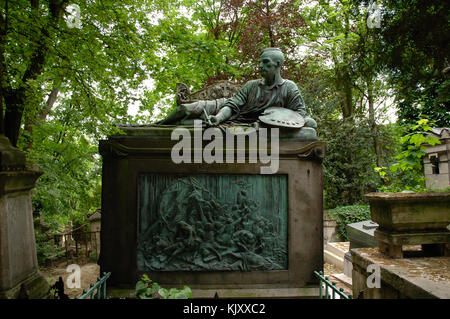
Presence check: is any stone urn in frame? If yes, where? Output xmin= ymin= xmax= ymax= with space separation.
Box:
xmin=364 ymin=192 xmax=450 ymax=258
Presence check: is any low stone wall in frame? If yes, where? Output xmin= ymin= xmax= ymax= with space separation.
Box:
xmin=352 ymin=247 xmax=450 ymax=299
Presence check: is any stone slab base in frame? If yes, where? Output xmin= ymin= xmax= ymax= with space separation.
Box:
xmin=331 ymin=273 xmax=352 ymax=290
xmin=107 ymin=287 xmax=319 ymax=299
xmin=0 ymin=271 xmax=50 ymax=299
xmin=324 ymin=250 xmax=344 ymax=270
xmin=192 ymin=287 xmax=319 ymax=299
xmin=324 ymin=242 xmax=349 ymax=270
xmin=375 ymin=228 xmax=450 ymax=258
xmin=351 ymin=247 xmax=450 ymax=299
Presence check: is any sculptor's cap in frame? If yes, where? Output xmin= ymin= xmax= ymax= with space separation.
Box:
xmin=260 ymin=48 xmax=284 ymax=64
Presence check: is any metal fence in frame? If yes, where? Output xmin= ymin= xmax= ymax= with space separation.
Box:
xmin=78 ymin=271 xmax=349 ymax=299
xmin=314 ymin=270 xmax=352 ymax=299
xmin=53 ymin=226 xmax=100 ymax=264
xmin=78 ymin=272 xmax=111 ymax=299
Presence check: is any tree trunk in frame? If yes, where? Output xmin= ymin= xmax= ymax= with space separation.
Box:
xmin=0 ymin=0 xmax=66 ymax=146
xmin=4 ymin=90 xmax=25 ymax=146
xmin=338 ymin=10 xmax=353 ymax=120
xmin=0 ymin=0 xmax=8 ymax=135
xmin=24 ymin=80 xmax=62 ymax=150
xmin=0 ymin=89 xmax=4 ymax=135
xmin=264 ymin=0 xmax=275 ymax=47
xmin=367 ymin=81 xmax=381 ymax=166
xmin=342 ymin=70 xmax=353 ymax=118
xmin=335 ymin=65 xmax=353 ymax=119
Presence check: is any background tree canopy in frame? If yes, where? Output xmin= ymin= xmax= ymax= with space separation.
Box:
xmin=0 ymin=0 xmax=448 ymax=227
xmin=374 ymin=0 xmax=450 ymax=127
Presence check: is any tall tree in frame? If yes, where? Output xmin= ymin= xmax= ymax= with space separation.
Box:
xmin=374 ymin=0 xmax=450 ymax=126
xmin=0 ymin=0 xmax=170 ymax=223
xmin=0 ymin=0 xmax=157 ymax=146
xmin=0 ymin=0 xmax=68 ymax=146
xmin=185 ymin=0 xmax=307 ymax=84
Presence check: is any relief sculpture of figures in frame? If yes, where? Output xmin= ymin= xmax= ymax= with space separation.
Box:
xmin=137 ymin=176 xmax=288 ymax=271
xmin=156 ymin=48 xmax=317 ymax=132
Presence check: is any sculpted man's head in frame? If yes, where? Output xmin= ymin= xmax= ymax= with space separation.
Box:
xmin=259 ymin=48 xmax=284 ymax=83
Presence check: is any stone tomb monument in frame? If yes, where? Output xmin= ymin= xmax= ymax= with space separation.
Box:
xmin=99 ymin=48 xmax=325 ymax=297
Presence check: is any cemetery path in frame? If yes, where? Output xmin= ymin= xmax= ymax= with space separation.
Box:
xmin=324 ymin=262 xmax=340 ymax=276
xmin=324 ymin=263 xmax=353 ymax=297
xmin=40 ymin=261 xmax=100 ymax=299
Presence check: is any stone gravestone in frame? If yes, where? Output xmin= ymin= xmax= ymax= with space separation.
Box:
xmin=0 ymin=135 xmax=49 ymax=298
xmin=99 ymin=48 xmax=325 ymax=297
xmin=347 ymin=220 xmax=379 ymax=250
xmin=344 ymin=220 xmax=379 ymax=278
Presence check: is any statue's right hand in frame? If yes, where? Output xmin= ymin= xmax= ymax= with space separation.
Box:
xmin=207 ymin=115 xmax=221 ymax=125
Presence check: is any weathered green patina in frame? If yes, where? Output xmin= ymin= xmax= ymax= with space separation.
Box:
xmin=78 ymin=272 xmax=111 ymax=299
xmin=137 ymin=175 xmax=288 ymax=271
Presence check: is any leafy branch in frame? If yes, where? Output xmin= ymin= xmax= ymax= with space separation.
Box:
xmin=135 ymin=274 xmax=192 ymax=299
xmin=375 ymin=119 xmax=441 ymax=192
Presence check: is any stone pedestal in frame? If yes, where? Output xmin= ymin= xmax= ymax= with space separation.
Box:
xmin=99 ymin=125 xmax=325 ymax=297
xmin=375 ymin=228 xmax=450 ymax=259
xmin=365 ymin=192 xmax=450 ymax=259
xmin=0 ymin=135 xmax=49 ymax=299
xmin=323 ymin=213 xmax=338 ymax=244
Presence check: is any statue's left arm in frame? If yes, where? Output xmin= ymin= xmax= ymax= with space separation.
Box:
xmin=285 ymin=81 xmax=317 ymax=128
xmin=285 ymin=81 xmax=307 ymax=117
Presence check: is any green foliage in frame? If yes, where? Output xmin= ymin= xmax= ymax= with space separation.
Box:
xmin=2 ymin=1 xmax=162 ymax=228
xmin=319 ymin=118 xmax=399 ymax=208
xmin=423 ymin=186 xmax=450 ymax=193
xmin=1 ymin=0 xmax=159 ymax=145
xmin=35 ymin=232 xmax=65 ymax=267
xmin=20 ymin=120 xmax=102 ymax=225
xmin=1 ymin=0 xmax=445 ymax=232
xmin=298 ymin=1 xmax=402 ymax=208
xmin=372 ymin=0 xmax=450 ymax=126
xmin=301 ymin=0 xmax=387 ymax=119
xmin=135 ymin=274 xmax=192 ymax=299
xmin=327 ymin=205 xmax=371 ymax=241
xmin=376 ymin=119 xmax=441 ymax=192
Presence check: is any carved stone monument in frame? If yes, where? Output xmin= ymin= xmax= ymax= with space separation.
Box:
xmin=0 ymin=135 xmax=49 ymax=298
xmin=99 ymin=48 xmax=325 ymax=297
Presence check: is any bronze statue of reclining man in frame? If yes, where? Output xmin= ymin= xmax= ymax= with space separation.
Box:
xmin=157 ymin=48 xmax=317 ymax=129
